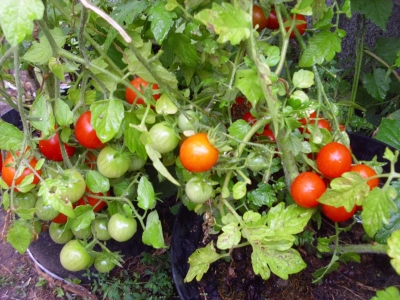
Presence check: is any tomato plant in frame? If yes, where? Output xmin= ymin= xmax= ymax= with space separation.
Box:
xmin=75 ymin=111 xmax=104 ymax=149
xmin=322 ymin=204 xmax=357 ymax=223
xmin=180 ymin=133 xmax=219 ymax=173
xmin=60 ymin=240 xmax=92 ymax=272
xmin=316 ymin=142 xmax=352 ymax=178
xmin=39 ymin=130 xmax=76 ymax=162
xmin=349 ymin=164 xmax=379 ymax=190
xmin=252 ymin=6 xmax=269 ymax=31
xmin=2 ymin=150 xmax=42 ymax=191
xmin=125 ymin=77 xmax=160 ymax=105
xmin=108 ymin=213 xmax=137 ymax=242
xmin=291 ymin=172 xmax=326 ymax=208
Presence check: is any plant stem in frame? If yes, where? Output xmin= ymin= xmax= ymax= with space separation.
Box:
xmin=364 ymin=49 xmax=400 ymax=82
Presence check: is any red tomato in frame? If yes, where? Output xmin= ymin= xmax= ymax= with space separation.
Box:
xmin=2 ymin=150 xmax=42 ymax=191
xmin=180 ymin=133 xmax=219 ymax=173
xmin=52 ymin=212 xmax=68 ymax=224
xmin=257 ymin=128 xmax=275 ymax=143
xmin=339 ymin=124 xmax=346 ymax=132
xmin=285 ymin=14 xmax=307 ymax=38
xmin=75 ymin=111 xmax=104 ymax=149
xmin=322 ymin=204 xmax=356 ymax=223
xmin=252 ymin=6 xmax=269 ymax=31
xmin=83 ymin=187 xmax=109 ymax=212
xmin=39 ymin=130 xmax=76 ymax=162
xmin=125 ymin=77 xmax=160 ymax=105
xmin=349 ymin=164 xmax=379 ymax=190
xmin=231 ymin=96 xmax=251 ymax=116
xmin=298 ymin=111 xmax=317 ymax=131
xmin=307 ymin=118 xmax=331 ymax=133
xmin=243 ymin=112 xmax=257 ymax=125
xmin=85 ymin=152 xmax=97 ymax=170
xmin=267 ymin=10 xmax=279 ymax=30
xmin=316 ymin=142 xmax=352 ymax=178
xmin=291 ymin=172 xmax=326 ymax=208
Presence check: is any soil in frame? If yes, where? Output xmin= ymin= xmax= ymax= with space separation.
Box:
xmin=172 ymin=206 xmax=400 ymax=300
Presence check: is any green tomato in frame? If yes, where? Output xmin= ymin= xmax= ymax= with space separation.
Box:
xmin=246 ymin=152 xmax=269 ymax=173
xmin=178 ymin=111 xmax=197 ymax=132
xmin=72 ymin=226 xmax=93 ymax=240
xmin=13 ymin=192 xmax=36 ymax=209
xmin=97 ymin=146 xmax=131 ymax=178
xmin=56 ymin=169 xmax=86 ymax=204
xmin=185 ymin=177 xmax=213 ymax=204
xmin=148 ymin=122 xmax=179 ymax=154
xmin=112 ymin=179 xmax=137 ymax=201
xmin=91 ymin=218 xmax=111 ymax=241
xmin=129 ymin=155 xmax=147 ymax=171
xmin=94 ymin=252 xmax=116 ymax=273
xmin=49 ymin=223 xmax=73 ymax=244
xmin=35 ymin=197 xmax=59 ymax=221
xmin=108 ymin=213 xmax=137 ymax=242
xmin=60 ymin=240 xmax=92 ymax=272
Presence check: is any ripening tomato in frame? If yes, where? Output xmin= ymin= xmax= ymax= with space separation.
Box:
xmin=75 ymin=111 xmax=104 ymax=149
xmin=180 ymin=133 xmax=219 ymax=173
xmin=252 ymin=6 xmax=269 ymax=31
xmin=266 ymin=10 xmax=279 ymax=30
xmin=285 ymin=14 xmax=307 ymax=38
xmin=39 ymin=130 xmax=76 ymax=162
xmin=2 ymin=150 xmax=42 ymax=191
xmin=322 ymin=204 xmax=356 ymax=223
xmin=125 ymin=77 xmax=160 ymax=105
xmin=349 ymin=164 xmax=379 ymax=190
xmin=316 ymin=142 xmax=352 ymax=178
xmin=243 ymin=112 xmax=257 ymax=125
xmin=52 ymin=212 xmax=68 ymax=224
xmin=291 ymin=172 xmax=326 ymax=208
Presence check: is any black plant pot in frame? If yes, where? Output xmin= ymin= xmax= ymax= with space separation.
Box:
xmin=170 ymin=133 xmax=400 ymax=300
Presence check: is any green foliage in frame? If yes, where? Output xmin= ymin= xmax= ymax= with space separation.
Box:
xmin=351 ymin=0 xmax=393 ymax=30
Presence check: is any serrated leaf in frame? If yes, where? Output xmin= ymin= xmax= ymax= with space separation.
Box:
xmin=91 ymin=99 xmax=124 ymax=143
xmin=29 ymin=94 xmax=55 ymax=136
xmin=362 ymin=69 xmax=391 ymax=102
xmin=23 ymin=28 xmax=66 ymax=65
xmin=0 ymin=121 xmax=24 ymax=151
xmin=228 ymin=120 xmax=251 ymax=146
xmin=137 ymin=176 xmax=156 ymax=210
xmin=195 ymin=2 xmax=251 ymax=45
xmin=292 ymin=69 xmax=315 ymax=89
xmin=70 ymin=205 xmax=95 ymax=231
xmin=0 ymin=0 xmax=44 ymax=46
xmin=318 ymin=172 xmax=370 ymax=211
xmin=148 ymin=1 xmax=177 ymax=44
xmin=185 ymin=243 xmax=222 ymax=282
xmin=387 ymin=230 xmax=400 ymax=275
xmin=247 ymin=183 xmax=278 ymax=208
xmin=167 ymin=33 xmax=199 ymax=68
xmin=362 ymin=187 xmax=398 ymax=238
xmin=375 ymin=37 xmax=400 ymax=66
xmin=54 ymin=99 xmax=73 ymax=126
xmin=145 ymin=144 xmax=180 ymax=186
xmin=235 ymin=69 xmax=263 ymax=106
xmin=85 ymin=171 xmax=110 ymax=193
xmin=299 ymin=30 xmax=342 ymax=67
xmin=48 ymin=57 xmax=66 ymax=82
xmin=371 ymin=286 xmax=400 ymax=300
xmin=375 ymin=119 xmax=400 ymax=150
xmin=217 ymin=223 xmax=241 ymax=249
xmin=7 ymin=219 xmax=33 ymax=254
xmin=351 ymin=0 xmax=393 ymax=30
xmin=142 ymin=210 xmax=166 ymax=249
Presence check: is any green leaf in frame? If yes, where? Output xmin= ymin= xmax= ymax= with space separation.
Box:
xmin=148 ymin=1 xmax=177 ymax=44
xmin=216 ymin=223 xmax=241 ymax=250
xmin=251 ymin=246 xmax=306 ymax=280
xmin=247 ymin=183 xmax=278 ymax=208
xmin=23 ymin=28 xmax=66 ymax=65
xmin=167 ymin=33 xmax=199 ymax=68
xmin=371 ymin=286 xmax=400 ymax=300
xmin=85 ymin=171 xmax=110 ymax=193
xmin=123 ymin=112 xmax=147 ymax=159
xmin=6 ymin=219 xmax=33 ymax=254
xmin=142 ymin=210 xmax=166 ymax=249
xmin=375 ymin=37 xmax=400 ymax=66
xmin=318 ymin=172 xmax=371 ymax=211
xmin=155 ymin=94 xmax=178 ymax=115
xmin=375 ymin=119 xmax=400 ymax=150
xmin=387 ymin=230 xmax=400 ymax=275
xmin=317 ymin=237 xmax=335 ymax=253
xmin=195 ymin=2 xmax=251 ymax=45
xmin=137 ymin=176 xmax=156 ymax=210
xmin=38 ymin=179 xmax=75 ymax=218
xmin=267 ymin=203 xmax=314 ymax=235
xmin=351 ymin=0 xmax=393 ymax=30
xmin=69 ymin=205 xmax=95 ymax=231
xmin=228 ymin=120 xmax=251 ymax=146
xmin=185 ymin=243 xmax=222 ymax=282
xmin=48 ymin=57 xmax=65 ymax=82
xmin=299 ymin=30 xmax=342 ymax=67
xmin=0 ymin=0 xmax=44 ymax=46
xmin=29 ymin=94 xmax=55 ymax=137
xmin=362 ymin=69 xmax=391 ymax=102
xmin=54 ymin=99 xmax=73 ymax=126
xmin=362 ymin=187 xmax=398 ymax=238
xmin=145 ymin=144 xmax=180 ymax=186
xmin=292 ymin=69 xmax=314 ymax=89
xmin=341 ymin=0 xmax=352 ymax=18
xmin=91 ymin=99 xmax=124 ymax=143
xmin=0 ymin=121 xmax=24 ymax=151
xmin=235 ymin=68 xmax=263 ymax=106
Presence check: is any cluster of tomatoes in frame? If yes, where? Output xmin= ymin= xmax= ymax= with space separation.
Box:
xmin=291 ymin=140 xmax=379 ymax=223
xmin=252 ymin=5 xmax=307 ymax=38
